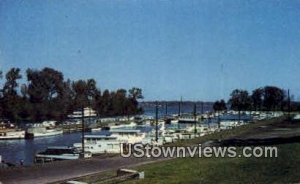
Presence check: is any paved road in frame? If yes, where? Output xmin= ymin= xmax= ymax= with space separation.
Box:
xmin=0 ymin=155 xmax=167 ymax=184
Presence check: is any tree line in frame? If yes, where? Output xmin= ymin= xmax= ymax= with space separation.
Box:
xmin=0 ymin=67 xmax=144 ymax=122
xmin=213 ymin=86 xmax=300 ymax=113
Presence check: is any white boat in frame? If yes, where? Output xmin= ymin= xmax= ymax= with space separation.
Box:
xmin=35 ymin=146 xmax=82 ymax=162
xmin=178 ymin=114 xmax=197 ymax=124
xmin=26 ymin=127 xmax=63 ymax=138
xmin=110 ymin=122 xmax=137 ymax=129
xmin=67 ymin=107 xmax=97 ymax=118
xmin=185 ymin=125 xmax=209 ymax=136
xmin=91 ymin=127 xmax=102 ymax=132
xmin=74 ymin=135 xmax=122 ymax=154
xmin=0 ymin=129 xmax=25 ymax=140
xmin=171 ymin=119 xmax=179 ymax=124
xmin=141 ymin=135 xmax=164 ymax=146
xmin=34 ymin=129 xmax=63 ymax=137
xmin=109 ymin=129 xmax=146 ymax=144
xmin=293 ymin=114 xmax=300 ymax=120
xmin=74 ymin=129 xmax=147 ymax=155
xmin=125 ymin=122 xmax=137 ymax=127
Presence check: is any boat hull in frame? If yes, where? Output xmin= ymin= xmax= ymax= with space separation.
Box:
xmin=0 ymin=131 xmax=25 ymax=140
xmin=25 ymin=130 xmax=63 ymax=139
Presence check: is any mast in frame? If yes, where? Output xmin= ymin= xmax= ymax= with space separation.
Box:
xmin=81 ymin=106 xmax=85 ymax=155
xmin=288 ymin=89 xmax=291 ymax=120
xmin=155 ymin=101 xmax=158 ymax=142
xmin=178 ymin=97 xmax=182 ymax=129
xmin=165 ymin=102 xmax=168 ymax=117
xmin=193 ymin=102 xmax=197 ymax=135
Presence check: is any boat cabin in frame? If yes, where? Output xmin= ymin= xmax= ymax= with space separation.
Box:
xmin=79 ymin=135 xmax=122 ymax=154
xmin=109 ymin=129 xmax=146 ymax=144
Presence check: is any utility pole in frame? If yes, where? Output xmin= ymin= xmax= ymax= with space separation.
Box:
xmin=288 ymin=89 xmax=291 ymax=120
xmin=81 ymin=106 xmax=85 ymax=156
xmin=178 ymin=97 xmax=182 ymax=129
xmin=165 ymin=102 xmax=168 ymax=117
xmin=193 ymin=103 xmax=197 ymax=135
xmin=155 ymin=101 xmax=158 ymax=142
xmin=200 ymin=101 xmax=204 ymax=123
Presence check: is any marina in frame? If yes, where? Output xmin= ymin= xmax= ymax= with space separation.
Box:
xmin=1 ymin=1 xmax=300 ymax=183
xmin=0 ymin=105 xmax=276 ymax=166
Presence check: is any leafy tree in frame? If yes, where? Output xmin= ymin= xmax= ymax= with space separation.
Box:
xmin=213 ymin=99 xmax=227 ymax=128
xmin=129 ymin=87 xmax=144 ymax=99
xmin=251 ymin=88 xmax=264 ymax=111
xmin=0 ymin=70 xmax=3 ymax=118
xmin=112 ymin=89 xmax=127 ymax=116
xmin=213 ymin=99 xmax=227 ymax=112
xmin=263 ymin=86 xmax=285 ymax=111
xmin=26 ymin=68 xmax=70 ymax=121
xmin=228 ymin=89 xmax=251 ymax=122
xmin=2 ymin=68 xmax=22 ymax=121
xmin=72 ymin=79 xmax=99 ymax=111
xmin=0 ymin=67 xmax=144 ymax=122
xmin=128 ymin=87 xmax=144 ymax=115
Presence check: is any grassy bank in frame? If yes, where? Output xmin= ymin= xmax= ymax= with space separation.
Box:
xmin=124 ymin=117 xmax=300 ymax=183
xmin=125 ymin=143 xmax=300 ymax=183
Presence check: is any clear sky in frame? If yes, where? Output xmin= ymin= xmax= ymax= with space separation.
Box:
xmin=0 ymin=0 xmax=300 ymax=101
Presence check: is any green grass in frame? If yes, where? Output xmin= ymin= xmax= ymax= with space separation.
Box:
xmin=126 ymin=143 xmax=300 ymax=184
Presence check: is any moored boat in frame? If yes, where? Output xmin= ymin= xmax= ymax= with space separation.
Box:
xmin=0 ymin=129 xmax=25 ymax=140
xmin=74 ymin=135 xmax=122 ymax=154
xmin=35 ymin=146 xmax=83 ymax=162
xmin=26 ymin=127 xmax=63 ymax=139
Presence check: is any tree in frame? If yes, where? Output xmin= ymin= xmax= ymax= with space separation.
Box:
xmin=3 ymin=68 xmax=22 ymax=96
xmin=228 ymin=89 xmax=251 ymax=123
xmin=213 ymin=100 xmax=227 ymax=112
xmin=263 ymin=86 xmax=285 ymax=111
xmin=26 ymin=68 xmax=68 ymax=121
xmin=129 ymin=87 xmax=144 ymax=99
xmin=213 ymin=99 xmax=227 ymax=129
xmin=100 ymin=89 xmax=112 ymax=116
xmin=72 ymin=79 xmax=99 ymax=111
xmin=128 ymin=87 xmax=144 ymax=115
xmin=112 ymin=89 xmax=127 ymax=116
xmin=251 ymin=88 xmax=264 ymax=111
xmin=2 ymin=68 xmax=22 ymax=121
xmin=0 ymin=67 xmax=144 ymax=122
xmin=72 ymin=80 xmax=89 ymax=109
xmin=0 ymin=70 xmax=3 ymax=118
xmin=27 ymin=68 xmax=65 ymax=102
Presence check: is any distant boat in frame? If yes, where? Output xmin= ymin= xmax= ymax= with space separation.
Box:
xmin=26 ymin=127 xmax=63 ymax=139
xmin=178 ymin=114 xmax=197 ymax=124
xmin=91 ymin=127 xmax=102 ymax=132
xmin=67 ymin=107 xmax=97 ymax=119
xmin=110 ymin=122 xmax=137 ymax=129
xmin=0 ymin=129 xmax=25 ymax=140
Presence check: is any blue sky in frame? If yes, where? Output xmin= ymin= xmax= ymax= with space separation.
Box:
xmin=0 ymin=0 xmax=300 ymax=101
